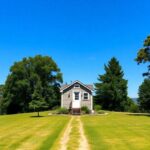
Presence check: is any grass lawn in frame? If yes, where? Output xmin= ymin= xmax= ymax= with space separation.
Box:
xmin=0 ymin=111 xmax=70 ymax=150
xmin=1 ymin=112 xmax=150 ymax=150
xmin=81 ymin=112 xmax=150 ymax=150
xmin=67 ymin=117 xmax=80 ymax=150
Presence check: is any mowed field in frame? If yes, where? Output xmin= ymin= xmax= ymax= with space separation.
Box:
xmin=0 ymin=112 xmax=150 ymax=150
xmin=81 ymin=112 xmax=150 ymax=150
xmin=0 ymin=112 xmax=70 ymax=150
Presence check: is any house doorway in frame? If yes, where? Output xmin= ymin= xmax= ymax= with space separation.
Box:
xmin=72 ymin=92 xmax=81 ymax=109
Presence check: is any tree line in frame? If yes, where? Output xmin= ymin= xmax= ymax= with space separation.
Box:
xmin=0 ymin=36 xmax=150 ymax=114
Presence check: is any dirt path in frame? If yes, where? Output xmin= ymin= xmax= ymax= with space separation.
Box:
xmin=78 ymin=117 xmax=90 ymax=150
xmin=59 ymin=117 xmax=73 ymax=150
xmin=59 ymin=116 xmax=90 ymax=150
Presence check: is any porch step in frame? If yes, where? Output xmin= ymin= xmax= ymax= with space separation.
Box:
xmin=71 ymin=108 xmax=81 ymax=115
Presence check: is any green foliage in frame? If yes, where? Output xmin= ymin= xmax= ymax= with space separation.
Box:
xmin=135 ymin=35 xmax=150 ymax=78
xmin=0 ymin=85 xmax=4 ymax=96
xmin=81 ymin=106 xmax=90 ymax=114
xmin=56 ymin=107 xmax=69 ymax=114
xmin=123 ymin=97 xmax=137 ymax=112
xmin=138 ymin=79 xmax=150 ymax=112
xmin=97 ymin=110 xmax=105 ymax=114
xmin=128 ymin=103 xmax=139 ymax=113
xmin=29 ymin=99 xmax=48 ymax=111
xmin=94 ymin=57 xmax=128 ymax=111
xmin=125 ymin=97 xmax=139 ymax=113
xmin=52 ymin=105 xmax=60 ymax=110
xmin=29 ymin=80 xmax=49 ymax=116
xmin=94 ymin=105 xmax=102 ymax=111
xmin=1 ymin=55 xmax=62 ymax=114
xmin=94 ymin=105 xmax=105 ymax=114
xmin=29 ymin=100 xmax=49 ymax=116
xmin=0 ymin=85 xmax=4 ymax=114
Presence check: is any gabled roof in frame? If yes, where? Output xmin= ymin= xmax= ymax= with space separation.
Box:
xmin=60 ymin=80 xmax=94 ymax=92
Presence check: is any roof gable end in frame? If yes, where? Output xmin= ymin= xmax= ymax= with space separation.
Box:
xmin=60 ymin=80 xmax=93 ymax=92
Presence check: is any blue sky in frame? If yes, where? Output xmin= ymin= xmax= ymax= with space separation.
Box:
xmin=0 ymin=0 xmax=150 ymax=97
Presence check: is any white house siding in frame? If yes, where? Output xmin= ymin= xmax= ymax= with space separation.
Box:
xmin=62 ymin=89 xmax=72 ymax=109
xmin=61 ymin=83 xmax=93 ymax=111
xmin=81 ymin=93 xmax=92 ymax=110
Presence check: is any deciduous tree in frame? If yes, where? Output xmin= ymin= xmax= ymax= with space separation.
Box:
xmin=2 ymin=55 xmax=62 ymax=114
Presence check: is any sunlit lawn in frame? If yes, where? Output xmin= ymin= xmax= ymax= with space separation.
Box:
xmin=82 ymin=112 xmax=150 ymax=150
xmin=1 ymin=111 xmax=150 ymax=150
xmin=0 ymin=111 xmax=70 ymax=150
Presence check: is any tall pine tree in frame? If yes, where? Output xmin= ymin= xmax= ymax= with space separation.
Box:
xmin=136 ymin=35 xmax=150 ymax=112
xmin=95 ymin=57 xmax=128 ymax=111
xmin=138 ymin=79 xmax=150 ymax=112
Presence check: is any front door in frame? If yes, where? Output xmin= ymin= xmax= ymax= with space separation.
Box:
xmin=72 ymin=92 xmax=80 ymax=108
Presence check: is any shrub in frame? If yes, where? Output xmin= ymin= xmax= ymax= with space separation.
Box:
xmin=97 ymin=110 xmax=105 ymax=114
xmin=94 ymin=105 xmax=102 ymax=111
xmin=56 ymin=107 xmax=69 ymax=114
xmin=81 ymin=106 xmax=90 ymax=114
xmin=52 ymin=106 xmax=59 ymax=110
xmin=129 ymin=104 xmax=139 ymax=113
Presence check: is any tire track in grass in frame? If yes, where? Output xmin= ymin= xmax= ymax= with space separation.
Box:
xmin=58 ymin=116 xmax=90 ymax=150
xmin=67 ymin=117 xmax=80 ymax=150
xmin=78 ymin=117 xmax=90 ymax=150
xmin=58 ymin=117 xmax=73 ymax=150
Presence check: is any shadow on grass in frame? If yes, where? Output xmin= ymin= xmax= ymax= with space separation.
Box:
xmin=30 ymin=115 xmax=45 ymax=118
xmin=126 ymin=113 xmax=150 ymax=117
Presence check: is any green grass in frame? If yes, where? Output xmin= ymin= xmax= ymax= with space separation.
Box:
xmin=81 ymin=112 xmax=150 ymax=150
xmin=52 ymin=116 xmax=81 ymax=150
xmin=1 ymin=112 xmax=150 ymax=150
xmin=0 ymin=111 xmax=70 ymax=150
xmin=67 ymin=117 xmax=80 ymax=150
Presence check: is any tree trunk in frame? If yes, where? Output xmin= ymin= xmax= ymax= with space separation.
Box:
xmin=37 ymin=111 xmax=40 ymax=117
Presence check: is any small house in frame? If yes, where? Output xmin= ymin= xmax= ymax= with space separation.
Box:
xmin=60 ymin=80 xmax=94 ymax=114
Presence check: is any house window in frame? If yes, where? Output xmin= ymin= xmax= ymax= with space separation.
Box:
xmin=74 ymin=84 xmax=80 ymax=88
xmin=74 ymin=92 xmax=79 ymax=100
xmin=84 ymin=93 xmax=88 ymax=100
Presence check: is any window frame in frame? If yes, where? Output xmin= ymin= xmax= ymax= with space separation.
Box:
xmin=74 ymin=92 xmax=80 ymax=100
xmin=83 ymin=92 xmax=89 ymax=100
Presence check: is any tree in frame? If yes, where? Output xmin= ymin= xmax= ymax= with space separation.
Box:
xmin=138 ymin=79 xmax=150 ymax=112
xmin=1 ymin=55 xmax=62 ymax=114
xmin=29 ymin=80 xmax=48 ymax=117
xmin=135 ymin=35 xmax=150 ymax=78
xmin=126 ymin=97 xmax=139 ymax=113
xmin=95 ymin=57 xmax=128 ymax=111
xmin=0 ymin=85 xmax=4 ymax=114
